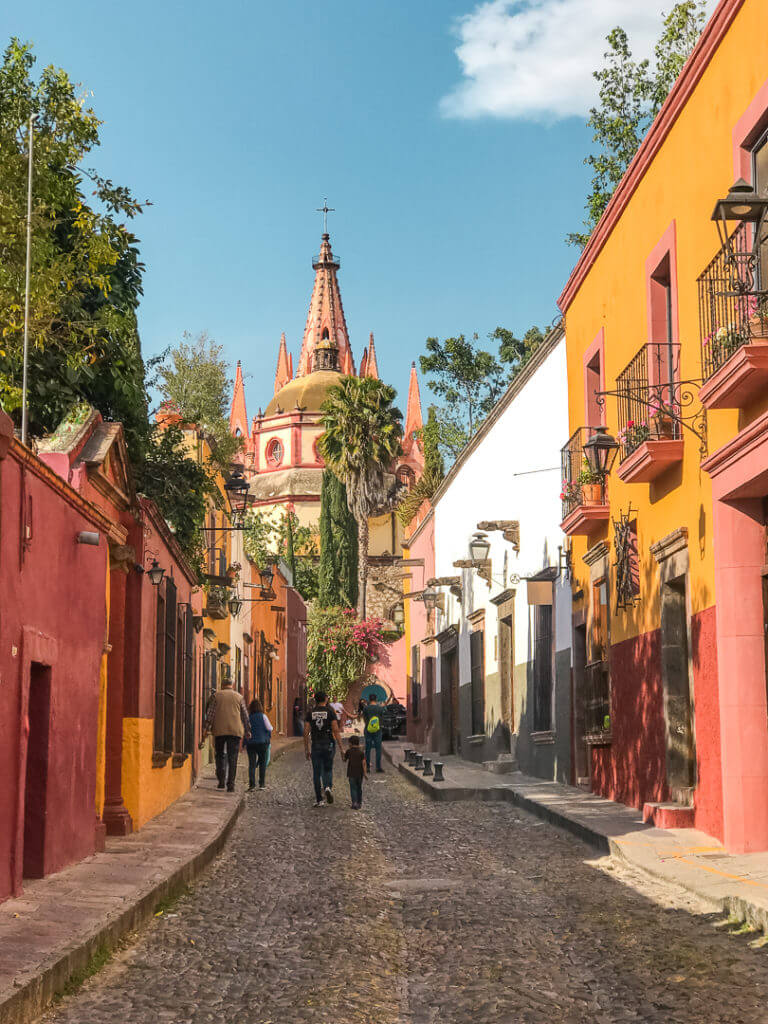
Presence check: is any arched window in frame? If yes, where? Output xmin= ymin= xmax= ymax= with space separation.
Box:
xmin=266 ymin=438 xmax=284 ymax=467
xmin=397 ymin=466 xmax=415 ymax=491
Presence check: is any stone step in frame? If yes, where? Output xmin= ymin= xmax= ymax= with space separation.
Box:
xmin=642 ymin=801 xmax=695 ymax=829
xmin=483 ymin=755 xmax=519 ymax=774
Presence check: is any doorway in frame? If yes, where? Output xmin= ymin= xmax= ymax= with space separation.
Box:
xmin=23 ymin=662 xmax=52 ymax=879
xmin=439 ymin=646 xmax=458 ymax=755
xmin=498 ymin=614 xmax=513 ymax=738
xmin=572 ymin=623 xmax=589 ymax=784
xmin=660 ymin=577 xmax=695 ymax=801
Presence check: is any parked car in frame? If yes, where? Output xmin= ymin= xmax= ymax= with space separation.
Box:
xmin=381 ymin=700 xmax=407 ymax=740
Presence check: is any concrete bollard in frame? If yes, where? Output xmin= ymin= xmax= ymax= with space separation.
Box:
xmin=406 ymin=749 xmax=416 ymax=765
xmin=403 ymin=748 xmax=413 ymax=763
xmin=414 ymin=753 xmax=424 ymax=770
xmin=422 ymin=757 xmax=433 ymax=776
xmin=433 ymin=762 xmax=445 ymax=782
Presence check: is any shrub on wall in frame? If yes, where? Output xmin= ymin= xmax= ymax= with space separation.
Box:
xmin=307 ymin=606 xmax=385 ymax=700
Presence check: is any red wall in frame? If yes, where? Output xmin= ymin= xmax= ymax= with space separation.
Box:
xmin=591 ymin=608 xmax=723 ymax=842
xmin=591 ymin=630 xmax=667 ymax=811
xmin=0 ymin=449 xmax=107 ymax=902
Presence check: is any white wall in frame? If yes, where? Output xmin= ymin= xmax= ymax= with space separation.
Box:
xmin=432 ymin=334 xmax=571 ymax=696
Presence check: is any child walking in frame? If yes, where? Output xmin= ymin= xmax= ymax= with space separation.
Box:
xmin=343 ymin=735 xmax=367 ymax=809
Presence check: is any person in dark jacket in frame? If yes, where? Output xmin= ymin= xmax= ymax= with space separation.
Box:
xmin=245 ymin=699 xmax=273 ymax=790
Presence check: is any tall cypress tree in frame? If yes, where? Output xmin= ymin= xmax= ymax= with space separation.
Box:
xmin=318 ymin=471 xmax=337 ymax=607
xmin=331 ymin=473 xmax=359 ymax=610
xmin=285 ymin=509 xmax=297 ymax=585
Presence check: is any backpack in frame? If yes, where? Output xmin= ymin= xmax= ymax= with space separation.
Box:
xmin=366 ymin=714 xmax=380 ymax=734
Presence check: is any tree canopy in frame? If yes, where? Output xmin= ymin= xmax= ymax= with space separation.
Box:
xmin=318 ymin=376 xmax=402 ymax=617
xmin=568 ymin=2 xmax=707 ymax=248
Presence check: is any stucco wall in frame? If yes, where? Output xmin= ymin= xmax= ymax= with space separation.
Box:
xmin=0 ymin=448 xmax=107 ymax=902
xmin=430 ymin=335 xmax=572 ymax=776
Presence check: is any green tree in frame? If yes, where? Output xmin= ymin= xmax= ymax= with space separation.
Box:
xmin=419 ymin=333 xmax=505 ymax=441
xmin=0 ymin=38 xmax=150 ymax=459
xmin=318 ymin=377 xmax=402 ymax=617
xmin=134 ymin=423 xmax=215 ymax=572
xmin=243 ymin=506 xmax=319 ymax=602
xmin=157 ymin=331 xmax=240 ymax=470
xmin=330 ymin=470 xmax=358 ymax=609
xmin=568 ymin=3 xmax=706 ymax=248
xmin=318 ymin=470 xmax=358 ymax=609
xmin=492 ymin=325 xmax=545 ymax=379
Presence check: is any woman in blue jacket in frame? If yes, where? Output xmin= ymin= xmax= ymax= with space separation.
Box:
xmin=245 ymin=699 xmax=273 ymax=790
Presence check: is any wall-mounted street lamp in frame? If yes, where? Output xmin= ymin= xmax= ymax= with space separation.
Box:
xmin=224 ymin=466 xmax=250 ymax=526
xmin=259 ymin=564 xmax=275 ymax=591
xmin=712 ymin=177 xmax=768 ymax=261
xmin=146 ymin=557 xmax=166 ymax=587
xmin=192 ymin=615 xmax=205 ymax=633
xmin=228 ymin=593 xmax=244 ymax=616
xmin=392 ymin=603 xmax=405 ymax=627
xmin=469 ymin=532 xmax=491 ymax=563
xmin=583 ymin=426 xmax=619 ymax=478
xmin=422 ymin=587 xmax=438 ymax=612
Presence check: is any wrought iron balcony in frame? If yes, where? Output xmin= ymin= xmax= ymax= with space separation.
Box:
xmin=559 ymin=427 xmax=610 ymax=536
xmin=608 ymin=343 xmax=687 ymax=481
xmin=584 ymin=660 xmax=611 ymax=740
xmin=698 ymin=221 xmax=768 ymax=407
xmin=312 ymin=251 xmax=341 ymax=269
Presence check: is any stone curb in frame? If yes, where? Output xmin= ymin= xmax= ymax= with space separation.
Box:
xmin=385 ymin=747 xmax=611 ymax=854
xmin=0 ymin=738 xmax=302 ymax=1024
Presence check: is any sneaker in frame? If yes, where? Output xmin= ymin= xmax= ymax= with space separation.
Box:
xmin=248 ymin=784 xmax=256 ymax=791
xmin=227 ymin=786 xmax=235 ymax=793
xmin=314 ymin=799 xmax=326 ymax=807
xmin=325 ymin=787 xmax=334 ymax=804
xmin=258 ymin=784 xmax=265 ymax=790
xmin=217 ymin=782 xmax=225 ymax=790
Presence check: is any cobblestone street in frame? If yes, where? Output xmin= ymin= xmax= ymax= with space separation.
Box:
xmin=44 ymin=749 xmax=768 ymax=1024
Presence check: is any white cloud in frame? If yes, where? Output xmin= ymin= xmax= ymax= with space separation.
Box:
xmin=440 ymin=0 xmax=715 ymax=122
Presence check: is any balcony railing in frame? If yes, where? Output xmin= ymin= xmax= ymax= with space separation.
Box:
xmin=615 ymin=343 xmax=681 ymax=461
xmin=698 ymin=221 xmax=768 ymax=381
xmin=584 ymin=659 xmax=610 ymax=739
xmin=560 ymin=426 xmax=605 ymax=521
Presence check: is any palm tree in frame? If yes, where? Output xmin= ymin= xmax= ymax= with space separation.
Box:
xmin=318 ymin=377 xmax=403 ymax=617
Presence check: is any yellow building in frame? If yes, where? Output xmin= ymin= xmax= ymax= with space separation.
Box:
xmin=558 ymin=0 xmax=768 ymax=852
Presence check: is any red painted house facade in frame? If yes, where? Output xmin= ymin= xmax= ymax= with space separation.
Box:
xmin=0 ymin=410 xmax=115 ymax=901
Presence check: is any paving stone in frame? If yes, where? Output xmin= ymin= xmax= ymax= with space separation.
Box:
xmin=41 ymin=747 xmax=768 ymax=1024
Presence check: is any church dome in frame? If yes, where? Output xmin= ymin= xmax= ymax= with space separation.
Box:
xmin=263 ymin=369 xmax=342 ymax=417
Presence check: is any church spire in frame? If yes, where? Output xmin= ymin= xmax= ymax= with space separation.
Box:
xmin=404 ymin=361 xmax=423 ymax=441
xmin=229 ymin=360 xmax=249 ymax=439
xmin=274 ymin=332 xmax=292 ymax=395
xmin=363 ymin=332 xmax=379 ymax=379
xmin=296 ymin=231 xmax=353 ymax=378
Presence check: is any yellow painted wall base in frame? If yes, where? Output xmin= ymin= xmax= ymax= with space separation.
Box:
xmin=121 ymin=717 xmax=193 ymax=830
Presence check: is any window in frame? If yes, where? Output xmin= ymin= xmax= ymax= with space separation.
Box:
xmin=154 ymin=578 xmax=196 ymax=757
xmin=235 ymin=645 xmax=242 ymax=692
xmin=591 ymin=578 xmax=609 ymax=663
xmin=410 ymin=645 xmax=421 ymax=719
xmin=266 ymin=438 xmax=284 ymax=467
xmin=397 ymin=466 xmax=415 ymax=491
xmin=470 ymin=629 xmax=485 ymax=735
xmin=532 ymin=605 xmax=553 ymax=732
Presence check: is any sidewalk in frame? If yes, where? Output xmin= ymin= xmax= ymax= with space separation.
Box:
xmin=0 ymin=736 xmax=302 ymax=1024
xmin=385 ymin=740 xmax=768 ymax=933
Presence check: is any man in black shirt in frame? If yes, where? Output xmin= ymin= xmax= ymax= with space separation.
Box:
xmin=304 ymin=691 xmax=345 ymax=806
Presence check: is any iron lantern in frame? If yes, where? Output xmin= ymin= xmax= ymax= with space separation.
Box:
xmin=259 ymin=564 xmax=275 ymax=591
xmin=712 ymin=178 xmax=768 ymax=254
xmin=192 ymin=615 xmax=204 ymax=633
xmin=422 ymin=586 xmax=438 ymax=612
xmin=228 ymin=593 xmax=243 ymax=617
xmin=393 ymin=603 xmax=405 ymax=627
xmin=583 ymin=426 xmax=619 ymax=477
xmin=147 ymin=558 xmax=165 ymax=587
xmin=224 ymin=467 xmax=250 ymax=520
xmin=469 ymin=532 xmax=491 ymax=563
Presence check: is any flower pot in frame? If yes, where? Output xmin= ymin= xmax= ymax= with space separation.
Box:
xmin=581 ymin=482 xmax=603 ymax=505
xmin=652 ymin=414 xmax=675 ymax=440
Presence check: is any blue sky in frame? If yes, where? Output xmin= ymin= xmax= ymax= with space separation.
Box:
xmin=2 ymin=0 xmax=703 ymax=414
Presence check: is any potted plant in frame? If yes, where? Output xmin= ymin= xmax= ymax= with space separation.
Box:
xmin=748 ymin=295 xmax=768 ymax=341
xmin=617 ymin=419 xmax=651 ymax=455
xmin=576 ymin=460 xmax=605 ymax=505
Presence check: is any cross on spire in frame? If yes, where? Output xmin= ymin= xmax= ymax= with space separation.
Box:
xmin=316 ymin=198 xmax=335 ymax=234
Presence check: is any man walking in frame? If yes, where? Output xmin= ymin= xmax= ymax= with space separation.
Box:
xmin=362 ymin=693 xmax=385 ymax=773
xmin=202 ymin=679 xmax=251 ymax=792
xmin=304 ymin=691 xmax=344 ymax=807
